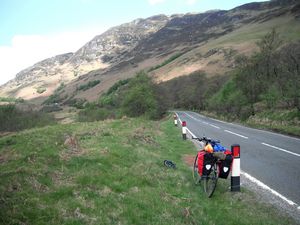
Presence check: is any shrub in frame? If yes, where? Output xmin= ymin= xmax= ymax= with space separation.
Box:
xmin=0 ymin=105 xmax=56 ymax=132
xmin=77 ymin=107 xmax=112 ymax=122
xmin=77 ymin=80 xmax=101 ymax=91
xmin=40 ymin=104 xmax=63 ymax=113
xmin=260 ymin=85 xmax=281 ymax=109
xmin=121 ymin=71 xmax=165 ymax=119
xmin=36 ymin=86 xmax=46 ymax=94
xmin=66 ymin=98 xmax=87 ymax=109
xmin=42 ymin=83 xmax=66 ymax=105
xmin=106 ymin=79 xmax=130 ymax=95
xmin=43 ymin=93 xmax=63 ymax=105
xmin=148 ymin=52 xmax=184 ymax=72
xmin=0 ymin=97 xmax=24 ymax=103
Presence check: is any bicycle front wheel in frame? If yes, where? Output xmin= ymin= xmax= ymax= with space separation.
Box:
xmin=203 ymin=163 xmax=218 ymax=198
xmin=192 ymin=153 xmax=201 ymax=185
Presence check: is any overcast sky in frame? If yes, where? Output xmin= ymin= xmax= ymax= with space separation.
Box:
xmin=0 ymin=0 xmax=268 ymax=85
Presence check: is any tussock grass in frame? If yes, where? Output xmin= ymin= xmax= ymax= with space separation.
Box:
xmin=0 ymin=116 xmax=295 ymax=224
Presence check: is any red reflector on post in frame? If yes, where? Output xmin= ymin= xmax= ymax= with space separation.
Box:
xmin=182 ymin=121 xmax=186 ymax=127
xmin=231 ymin=145 xmax=240 ymax=158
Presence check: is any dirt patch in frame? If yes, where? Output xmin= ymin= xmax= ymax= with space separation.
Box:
xmin=0 ymin=155 xmax=6 ymax=164
xmin=0 ymin=132 xmax=16 ymax=138
xmin=182 ymin=154 xmax=195 ymax=167
xmin=131 ymin=127 xmax=157 ymax=145
xmin=64 ymin=135 xmax=80 ymax=150
xmin=60 ymin=134 xmax=86 ymax=160
xmin=97 ymin=186 xmax=112 ymax=197
xmin=27 ymin=176 xmax=49 ymax=192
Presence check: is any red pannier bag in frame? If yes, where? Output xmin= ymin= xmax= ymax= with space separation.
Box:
xmin=218 ymin=151 xmax=233 ymax=179
xmin=197 ymin=151 xmax=215 ymax=176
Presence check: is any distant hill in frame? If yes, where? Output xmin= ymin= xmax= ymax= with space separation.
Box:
xmin=0 ymin=0 xmax=299 ymax=104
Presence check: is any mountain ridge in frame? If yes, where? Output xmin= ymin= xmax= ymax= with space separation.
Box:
xmin=0 ymin=0 xmax=299 ymax=104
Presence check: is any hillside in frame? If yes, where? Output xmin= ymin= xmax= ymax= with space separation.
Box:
xmin=0 ymin=117 xmax=296 ymax=224
xmin=0 ymin=0 xmax=299 ymax=104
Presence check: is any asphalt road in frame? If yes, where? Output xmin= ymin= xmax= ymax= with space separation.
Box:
xmin=176 ymin=111 xmax=300 ymax=207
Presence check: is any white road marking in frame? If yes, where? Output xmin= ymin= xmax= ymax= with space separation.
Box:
xmin=224 ymin=130 xmax=248 ymax=139
xmin=186 ymin=128 xmax=197 ymax=139
xmin=262 ymin=142 xmax=300 ymax=157
xmin=176 ymin=113 xmax=182 ymax=124
xmin=185 ymin=113 xmax=201 ymax=122
xmin=185 ymin=113 xmax=221 ymax=129
xmin=210 ymin=124 xmax=220 ymax=129
xmin=242 ymin=171 xmax=299 ymax=208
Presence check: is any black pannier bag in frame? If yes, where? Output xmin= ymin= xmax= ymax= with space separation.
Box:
xmin=218 ymin=154 xmax=233 ymax=179
xmin=198 ymin=151 xmax=215 ymax=176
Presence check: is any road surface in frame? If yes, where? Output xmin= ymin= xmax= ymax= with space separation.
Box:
xmin=176 ymin=111 xmax=300 ymax=208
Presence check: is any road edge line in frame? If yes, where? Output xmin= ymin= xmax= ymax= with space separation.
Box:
xmin=241 ymin=171 xmax=299 ymax=209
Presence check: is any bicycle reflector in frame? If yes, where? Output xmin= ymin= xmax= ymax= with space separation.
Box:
xmin=231 ymin=145 xmax=240 ymax=158
xmin=182 ymin=121 xmax=186 ymax=127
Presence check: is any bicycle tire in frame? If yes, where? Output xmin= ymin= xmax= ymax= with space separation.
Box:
xmin=203 ymin=163 xmax=218 ymax=198
xmin=192 ymin=153 xmax=201 ymax=185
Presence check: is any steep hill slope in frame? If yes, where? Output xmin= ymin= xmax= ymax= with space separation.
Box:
xmin=0 ymin=0 xmax=299 ymax=104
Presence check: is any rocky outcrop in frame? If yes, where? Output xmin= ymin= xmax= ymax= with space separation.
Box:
xmin=15 ymin=53 xmax=73 ymax=82
xmin=68 ymin=15 xmax=170 ymax=65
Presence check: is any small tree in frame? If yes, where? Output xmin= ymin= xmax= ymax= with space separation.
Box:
xmin=256 ymin=28 xmax=282 ymax=81
xmin=278 ymin=41 xmax=300 ymax=111
xmin=121 ymin=71 xmax=163 ymax=119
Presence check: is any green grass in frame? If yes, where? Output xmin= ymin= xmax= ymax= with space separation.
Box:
xmin=0 ymin=116 xmax=296 ymax=224
xmin=209 ymin=15 xmax=300 ymax=47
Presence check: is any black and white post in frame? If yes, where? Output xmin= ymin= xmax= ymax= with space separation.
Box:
xmin=231 ymin=144 xmax=240 ymax=192
xmin=174 ymin=114 xmax=178 ymax=126
xmin=182 ymin=121 xmax=187 ymax=140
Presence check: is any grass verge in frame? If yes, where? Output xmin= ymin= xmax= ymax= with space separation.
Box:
xmin=0 ymin=116 xmax=296 ymax=225
xmin=245 ymin=110 xmax=300 ymax=137
xmin=201 ymin=109 xmax=300 ymax=137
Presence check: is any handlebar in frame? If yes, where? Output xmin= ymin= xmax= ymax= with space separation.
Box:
xmin=192 ymin=136 xmax=220 ymax=145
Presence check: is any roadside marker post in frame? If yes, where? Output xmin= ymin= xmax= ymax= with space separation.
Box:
xmin=231 ymin=144 xmax=241 ymax=192
xmin=174 ymin=114 xmax=178 ymax=126
xmin=182 ymin=121 xmax=187 ymax=140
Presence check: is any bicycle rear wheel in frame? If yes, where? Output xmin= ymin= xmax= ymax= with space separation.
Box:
xmin=203 ymin=163 xmax=218 ymax=198
xmin=192 ymin=153 xmax=201 ymax=185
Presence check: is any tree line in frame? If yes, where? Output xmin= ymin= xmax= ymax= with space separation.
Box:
xmin=208 ymin=29 xmax=300 ymax=119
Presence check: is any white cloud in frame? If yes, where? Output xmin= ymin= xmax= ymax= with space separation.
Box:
xmin=148 ymin=0 xmax=165 ymax=5
xmin=0 ymin=29 xmax=104 ymax=85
